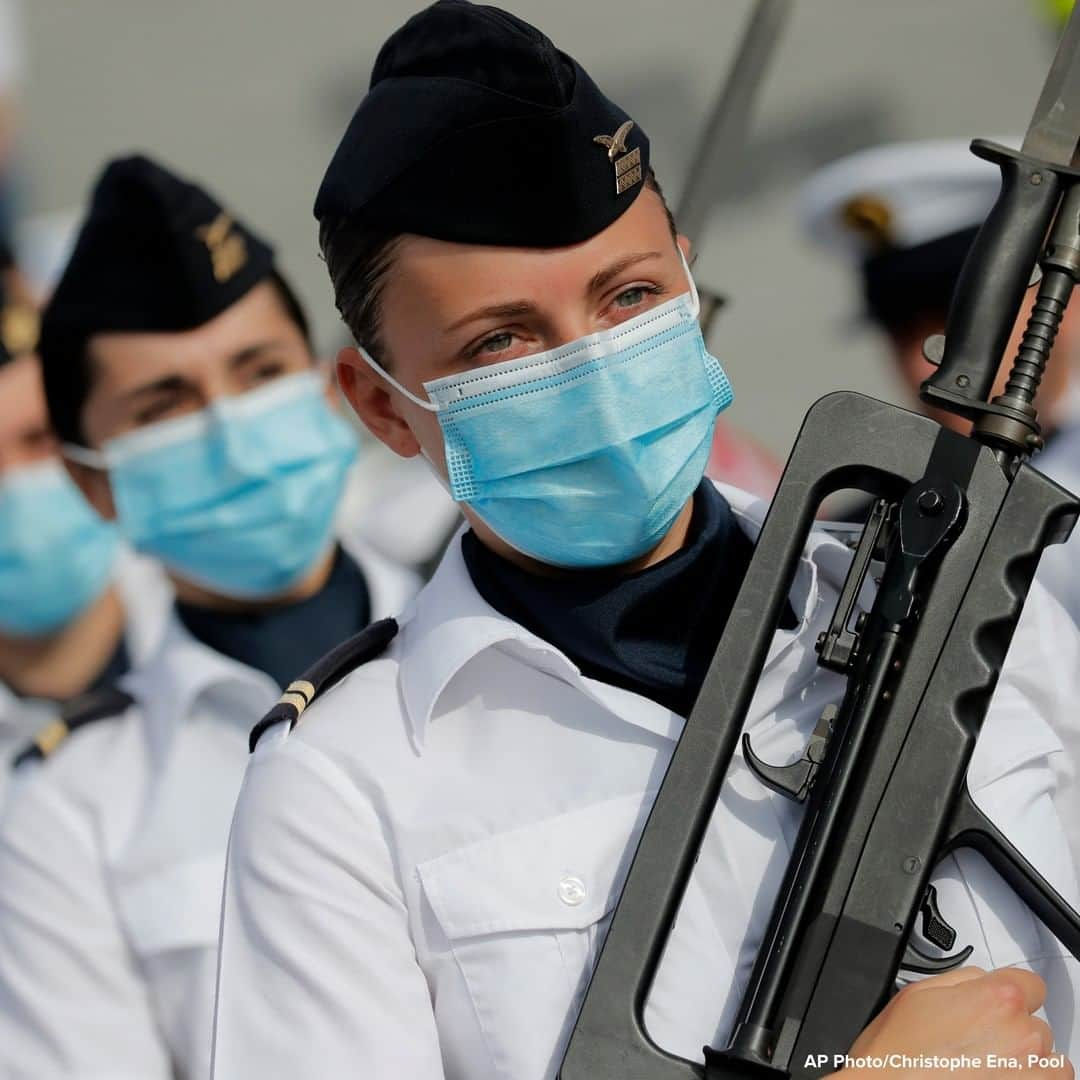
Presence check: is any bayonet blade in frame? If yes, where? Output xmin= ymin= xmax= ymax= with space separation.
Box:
xmin=1023 ymin=3 xmax=1080 ymax=165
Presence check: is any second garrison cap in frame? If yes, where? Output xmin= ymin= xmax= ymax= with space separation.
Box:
xmin=39 ymin=154 xmax=301 ymax=442
xmin=315 ymin=0 xmax=650 ymax=248
xmin=41 ymin=154 xmax=276 ymax=350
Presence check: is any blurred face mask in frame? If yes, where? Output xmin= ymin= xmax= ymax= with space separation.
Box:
xmin=65 ymin=371 xmax=357 ymax=598
xmin=0 ymin=460 xmax=120 ymax=636
xmin=359 ymin=256 xmax=733 ymax=567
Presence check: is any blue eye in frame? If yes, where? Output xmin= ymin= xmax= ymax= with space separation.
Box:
xmin=615 ymin=287 xmax=647 ymax=307
xmin=614 ymin=284 xmax=664 ymax=310
xmin=476 ymin=332 xmax=513 ymax=355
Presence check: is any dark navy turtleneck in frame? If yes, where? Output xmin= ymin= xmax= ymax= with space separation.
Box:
xmin=462 ymin=482 xmax=796 ymax=718
xmin=176 ymin=545 xmax=372 ymax=688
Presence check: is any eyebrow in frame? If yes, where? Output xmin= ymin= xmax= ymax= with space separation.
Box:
xmin=587 ymin=250 xmax=664 ymax=295
xmin=228 ymin=340 xmax=292 ymax=368
xmin=442 ymin=251 xmax=667 ymax=337
xmin=444 ymin=301 xmax=538 ymax=335
xmin=118 ymin=341 xmax=293 ymax=403
xmin=120 ymin=374 xmax=191 ymax=405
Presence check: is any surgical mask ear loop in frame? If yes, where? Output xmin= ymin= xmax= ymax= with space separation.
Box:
xmin=353 ymin=346 xmax=441 ymax=412
xmin=679 ymin=249 xmax=701 ymax=320
xmin=61 ymin=443 xmax=108 ymax=469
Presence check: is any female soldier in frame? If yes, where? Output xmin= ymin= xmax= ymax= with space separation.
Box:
xmin=213 ymin=3 xmax=1080 ymax=1077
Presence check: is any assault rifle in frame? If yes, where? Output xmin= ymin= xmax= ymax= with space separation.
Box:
xmin=561 ymin=9 xmax=1080 ymax=1080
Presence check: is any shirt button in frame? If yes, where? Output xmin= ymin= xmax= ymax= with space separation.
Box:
xmin=558 ymin=875 xmax=586 ymax=906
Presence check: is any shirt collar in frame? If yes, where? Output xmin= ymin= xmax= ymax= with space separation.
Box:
xmin=398 ymin=482 xmax=827 ymax=751
xmin=121 ymin=611 xmax=279 ymax=757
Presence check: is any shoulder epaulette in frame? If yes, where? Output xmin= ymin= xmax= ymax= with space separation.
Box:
xmin=249 ymin=617 xmax=399 ymax=753
xmin=12 ymin=685 xmax=135 ymax=769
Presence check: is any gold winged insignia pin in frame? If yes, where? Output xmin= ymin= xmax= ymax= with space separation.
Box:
xmin=593 ymin=120 xmax=642 ymax=196
xmin=195 ymin=212 xmax=248 ymax=283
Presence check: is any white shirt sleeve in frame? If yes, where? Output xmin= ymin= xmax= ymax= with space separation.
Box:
xmin=0 ymin=770 xmax=173 ymax=1078
xmin=993 ymin=580 xmax=1080 ymax=877
xmin=211 ymin=734 xmax=446 ymax=1080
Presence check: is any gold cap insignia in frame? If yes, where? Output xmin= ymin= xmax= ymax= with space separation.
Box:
xmin=1 ymin=303 xmax=39 ymax=357
xmin=839 ymin=194 xmax=895 ymax=251
xmin=593 ymin=120 xmax=642 ymax=196
xmin=195 ymin=212 xmax=248 ymax=283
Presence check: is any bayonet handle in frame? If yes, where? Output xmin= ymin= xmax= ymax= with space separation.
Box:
xmin=922 ymin=141 xmax=1062 ymax=420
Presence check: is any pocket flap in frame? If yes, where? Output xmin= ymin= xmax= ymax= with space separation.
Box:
xmin=114 ymin=853 xmax=226 ymax=954
xmin=418 ymin=792 xmax=654 ymax=939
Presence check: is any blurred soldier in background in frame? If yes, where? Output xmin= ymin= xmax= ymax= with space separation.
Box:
xmin=0 ymin=248 xmax=169 ymax=799
xmin=801 ymin=138 xmax=1080 ymax=626
xmin=0 ymin=155 xmax=418 ymax=1079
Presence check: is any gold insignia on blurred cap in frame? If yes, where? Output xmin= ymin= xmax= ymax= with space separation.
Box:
xmin=593 ymin=121 xmax=642 ymax=196
xmin=839 ymin=194 xmax=895 ymax=251
xmin=195 ymin=212 xmax=248 ymax=283
xmin=1 ymin=303 xmax=39 ymax=357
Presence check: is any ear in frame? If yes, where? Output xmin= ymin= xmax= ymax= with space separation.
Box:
xmin=677 ymin=233 xmax=691 ymax=261
xmin=336 ymin=346 xmax=421 ymax=458
xmin=62 ymin=457 xmax=118 ymax=521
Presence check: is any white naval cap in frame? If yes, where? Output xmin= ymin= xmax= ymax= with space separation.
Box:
xmin=799 ymin=137 xmax=1014 ymax=259
xmin=798 ymin=137 xmax=1018 ymax=331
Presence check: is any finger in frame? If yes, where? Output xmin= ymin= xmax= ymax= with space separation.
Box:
xmin=903 ymin=966 xmax=988 ymax=993
xmin=983 ymin=967 xmax=1048 ymax=1016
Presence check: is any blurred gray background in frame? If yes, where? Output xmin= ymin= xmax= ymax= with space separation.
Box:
xmin=14 ymin=0 xmax=1065 ymax=458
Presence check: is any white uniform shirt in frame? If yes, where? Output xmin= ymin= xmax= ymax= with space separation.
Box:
xmin=0 ymin=548 xmax=172 ymax=806
xmin=0 ymin=537 xmax=417 ymax=1080
xmin=212 ymin=484 xmax=1080 ymax=1080
xmin=1032 ymin=417 xmax=1080 ymax=628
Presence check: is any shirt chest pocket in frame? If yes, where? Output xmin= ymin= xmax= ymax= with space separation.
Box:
xmin=416 ymin=792 xmax=655 ymax=1080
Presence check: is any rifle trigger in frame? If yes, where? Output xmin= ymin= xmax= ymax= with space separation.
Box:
xmin=919 ymin=883 xmax=957 ymax=950
xmin=899 ymin=885 xmax=972 ymax=975
xmin=898 ymin=938 xmax=973 ymax=976
xmin=741 ymin=705 xmax=837 ymax=803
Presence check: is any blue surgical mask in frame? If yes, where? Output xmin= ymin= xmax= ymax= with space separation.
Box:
xmin=0 ymin=460 xmax=120 ymax=636
xmin=360 ymin=258 xmax=733 ymax=567
xmin=65 ymin=372 xmax=358 ymax=599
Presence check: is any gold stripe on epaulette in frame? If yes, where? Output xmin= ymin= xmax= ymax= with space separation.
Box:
xmin=278 ymin=679 xmax=316 ymax=718
xmin=35 ymin=719 xmax=69 ymax=758
xmin=286 ymin=679 xmax=316 ymax=703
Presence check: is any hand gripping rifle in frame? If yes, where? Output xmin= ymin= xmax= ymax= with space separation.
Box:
xmin=560 ymin=11 xmax=1080 ymax=1080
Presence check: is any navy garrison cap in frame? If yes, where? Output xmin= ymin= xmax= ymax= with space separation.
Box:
xmin=41 ymin=154 xmax=275 ymax=346
xmin=315 ymin=0 xmax=650 ymax=247
xmin=39 ymin=154 xmax=302 ymax=443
